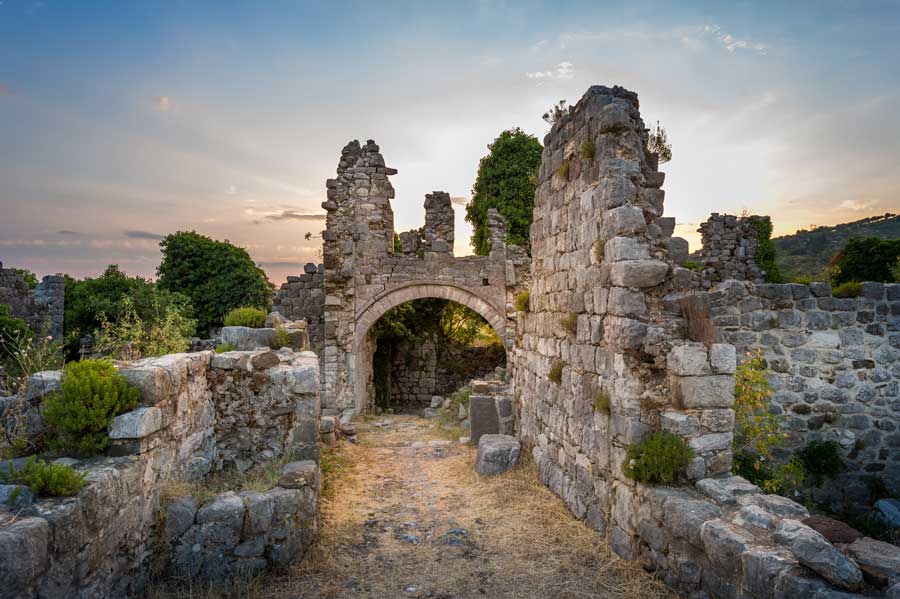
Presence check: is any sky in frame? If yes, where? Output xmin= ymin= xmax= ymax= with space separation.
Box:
xmin=1 ymin=0 xmax=899 ymax=285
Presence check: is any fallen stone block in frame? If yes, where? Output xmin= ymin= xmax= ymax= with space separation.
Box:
xmin=475 ymin=434 xmax=520 ymax=475
xmin=774 ymin=519 xmax=862 ymax=591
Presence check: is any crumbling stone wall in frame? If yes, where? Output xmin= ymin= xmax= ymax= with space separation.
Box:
xmin=709 ymin=279 xmax=900 ymax=512
xmin=273 ymin=263 xmax=325 ymax=353
xmin=699 ymin=214 xmax=765 ymax=286
xmin=318 ymin=139 xmax=529 ymax=418
xmin=0 ymin=262 xmax=64 ymax=340
xmin=1 ymin=349 xmax=320 ymax=598
xmin=510 ymin=85 xmax=875 ymax=597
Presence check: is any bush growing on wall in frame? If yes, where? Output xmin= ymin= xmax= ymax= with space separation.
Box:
xmin=623 ymin=431 xmax=694 ymax=484
xmin=94 ymin=296 xmax=195 ymax=360
xmin=157 ymin=231 xmax=273 ymax=333
xmin=42 ymin=359 xmax=140 ymax=457
xmin=747 ymin=215 xmax=783 ymax=283
xmin=223 ymin=307 xmax=268 ymax=328
xmin=1 ymin=456 xmax=86 ymax=497
xmin=0 ymin=304 xmax=30 ymax=359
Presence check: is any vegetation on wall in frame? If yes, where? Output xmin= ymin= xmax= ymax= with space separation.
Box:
xmin=747 ymin=215 xmax=783 ymax=283
xmin=94 ymin=296 xmax=195 ymax=360
xmin=647 ymin=121 xmax=672 ymax=164
xmin=157 ymin=231 xmax=273 ymax=333
xmin=622 ymin=431 xmax=693 ymax=484
xmin=1 ymin=456 xmax=86 ymax=497
xmin=223 ymin=307 xmax=268 ymax=328
xmin=830 ymin=236 xmax=900 ymax=285
xmin=465 ymin=128 xmax=543 ymax=255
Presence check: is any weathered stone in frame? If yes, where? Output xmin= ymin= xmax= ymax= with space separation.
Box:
xmin=278 ymin=461 xmax=319 ymax=490
xmin=196 ymin=492 xmax=246 ymax=531
xmin=845 ymin=536 xmax=900 ymax=587
xmin=0 ymin=517 xmax=49 ymax=590
xmin=875 ymin=498 xmax=900 ymax=528
xmin=709 ymin=343 xmax=736 ymax=374
xmin=0 ymin=484 xmax=33 ymax=510
xmin=604 ymin=237 xmax=649 ymax=262
xmin=609 ymin=260 xmax=668 ymax=288
xmin=221 ymin=326 xmax=276 ymax=351
xmin=673 ymin=375 xmax=735 ymax=409
xmin=773 ymin=519 xmax=863 ymax=590
xmin=469 ymin=395 xmax=500 ymax=445
xmin=239 ymin=491 xmax=275 ymax=537
xmin=668 ymin=343 xmax=710 ymax=376
xmin=165 ymin=496 xmax=198 ymax=540
xmin=701 ymin=519 xmax=752 ymax=574
xmin=108 ymin=407 xmax=163 ymax=440
xmin=802 ymin=515 xmax=862 ymax=545
xmin=475 ymin=434 xmax=521 ymax=475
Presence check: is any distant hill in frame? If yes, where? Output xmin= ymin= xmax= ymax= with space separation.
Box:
xmin=774 ymin=213 xmax=900 ymax=279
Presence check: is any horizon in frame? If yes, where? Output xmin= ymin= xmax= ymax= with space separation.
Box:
xmin=2 ymin=1 xmax=900 ymax=285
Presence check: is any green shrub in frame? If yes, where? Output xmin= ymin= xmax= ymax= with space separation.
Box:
xmin=892 ymin=257 xmax=900 ymax=282
xmin=832 ymin=281 xmax=862 ymax=298
xmin=556 ymin=160 xmax=569 ymax=180
xmin=580 ymin=139 xmax=595 ymax=161
xmin=561 ymin=313 xmax=578 ymax=334
xmin=733 ymin=350 xmax=784 ymax=459
xmin=42 ymin=359 xmax=140 ymax=457
xmin=548 ymin=359 xmax=564 ymax=384
xmin=223 ymin=307 xmax=267 ymax=328
xmin=733 ymin=451 xmax=805 ymax=496
xmin=679 ymin=260 xmax=703 ymax=272
xmin=830 ymin=236 xmax=900 ymax=285
xmin=515 ymin=291 xmax=530 ymax=312
xmin=623 ymin=430 xmax=694 ymax=485
xmin=94 ymin=296 xmax=195 ymax=360
xmin=796 ymin=440 xmax=845 ymax=485
xmin=0 ymin=304 xmax=30 ymax=359
xmin=215 ymin=342 xmax=237 ymax=353
xmin=747 ymin=216 xmax=784 ymax=283
xmin=593 ymin=391 xmax=610 ymax=414
xmin=1 ymin=455 xmax=86 ymax=497
xmin=271 ymin=327 xmax=291 ymax=350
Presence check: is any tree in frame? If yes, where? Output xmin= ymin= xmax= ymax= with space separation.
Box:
xmin=157 ymin=231 xmax=273 ymax=333
xmin=830 ymin=237 xmax=900 ymax=284
xmin=648 ymin=121 xmax=672 ymax=164
xmin=13 ymin=268 xmax=38 ymax=289
xmin=465 ymin=128 xmax=543 ymax=255
xmin=542 ymin=100 xmax=568 ymax=125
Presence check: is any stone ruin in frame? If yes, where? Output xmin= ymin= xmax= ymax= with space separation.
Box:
xmin=699 ymin=213 xmax=767 ymax=286
xmin=0 ymin=262 xmax=64 ymax=341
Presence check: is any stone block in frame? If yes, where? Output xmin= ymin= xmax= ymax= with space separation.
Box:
xmin=0 ymin=484 xmax=33 ymax=510
xmin=700 ymin=519 xmax=752 ymax=575
xmin=673 ymin=375 xmax=735 ymax=409
xmin=278 ymin=461 xmax=319 ymax=490
xmin=600 ymin=206 xmax=646 ymax=240
xmin=0 ymin=517 xmax=49 ymax=591
xmin=668 ymin=343 xmax=710 ymax=376
xmin=773 ymin=519 xmax=862 ymax=590
xmin=603 ymin=316 xmax=647 ymax=351
xmin=24 ymin=370 xmax=62 ymax=402
xmin=609 ymin=260 xmax=668 ymax=288
xmin=475 ymin=434 xmax=521 ymax=475
xmin=469 ymin=395 xmax=500 ymax=445
xmin=108 ymin=407 xmax=163 ymax=440
xmin=165 ymin=496 xmax=198 ymax=540
xmin=604 ymin=237 xmax=649 ymax=262
xmin=239 ymin=491 xmax=274 ymax=537
xmin=220 ymin=327 xmax=276 ymax=351
xmin=196 ymin=491 xmax=246 ymax=533
xmin=607 ymin=287 xmax=647 ymax=317
xmin=709 ymin=343 xmax=736 ymax=374
xmin=845 ymin=536 xmax=900 ymax=587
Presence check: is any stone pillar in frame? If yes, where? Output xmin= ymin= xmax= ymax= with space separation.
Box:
xmin=422 ymin=191 xmax=454 ymax=254
xmin=698 ymin=213 xmax=766 ymax=286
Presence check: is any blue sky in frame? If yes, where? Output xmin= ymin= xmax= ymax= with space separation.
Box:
xmin=2 ymin=0 xmax=899 ymax=284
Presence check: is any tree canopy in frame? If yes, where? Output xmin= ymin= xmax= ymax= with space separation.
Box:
xmin=831 ymin=236 xmax=900 ymax=284
xmin=465 ymin=128 xmax=543 ymax=255
xmin=157 ymin=231 xmax=273 ymax=333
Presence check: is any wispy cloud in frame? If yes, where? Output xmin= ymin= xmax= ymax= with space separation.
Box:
xmin=124 ymin=230 xmax=164 ymax=240
xmin=56 ymin=229 xmax=85 ymax=236
xmin=839 ymin=199 xmax=877 ymax=211
xmin=526 ymin=61 xmax=575 ymax=80
xmin=702 ymin=25 xmax=768 ymax=55
xmin=225 ymin=185 xmax=239 ymax=195
xmin=245 ymin=207 xmax=326 ymax=224
xmin=155 ymin=95 xmax=172 ymax=111
xmin=450 ymin=196 xmax=468 ymax=206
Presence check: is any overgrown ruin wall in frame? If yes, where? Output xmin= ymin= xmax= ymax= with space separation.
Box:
xmin=273 ymin=263 xmax=326 ymax=354
xmin=0 ymin=262 xmax=64 ymax=340
xmin=510 ymin=85 xmax=880 ymax=597
xmin=709 ymin=279 xmax=900 ymax=512
xmin=698 ymin=214 xmax=766 ymax=287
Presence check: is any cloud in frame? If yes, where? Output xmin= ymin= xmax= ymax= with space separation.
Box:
xmin=56 ymin=229 xmax=85 ymax=236
xmin=702 ymin=25 xmax=768 ymax=55
xmin=838 ymin=199 xmax=877 ymax=211
xmin=526 ymin=61 xmax=575 ymax=80
xmin=450 ymin=196 xmax=469 ymax=206
xmin=124 ymin=230 xmax=164 ymax=240
xmin=0 ymin=239 xmax=82 ymax=247
xmin=155 ymin=96 xmax=172 ymax=110
xmin=245 ymin=207 xmax=327 ymax=224
xmin=225 ymin=185 xmax=239 ymax=195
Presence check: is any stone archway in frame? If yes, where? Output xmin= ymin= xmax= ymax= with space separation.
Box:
xmin=351 ymin=282 xmax=509 ymax=413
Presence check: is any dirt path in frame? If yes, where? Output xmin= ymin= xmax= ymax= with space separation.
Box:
xmin=274 ymin=415 xmax=676 ymax=599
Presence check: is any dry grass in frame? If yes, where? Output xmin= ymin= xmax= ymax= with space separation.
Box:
xmin=151 ymin=416 xmax=675 ymax=599
xmin=679 ymin=294 xmax=717 ymax=346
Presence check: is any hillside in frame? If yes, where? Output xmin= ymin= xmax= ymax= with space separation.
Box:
xmin=774 ymin=213 xmax=900 ymax=279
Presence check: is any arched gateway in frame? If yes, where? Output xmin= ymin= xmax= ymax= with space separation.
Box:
xmin=273 ymin=139 xmax=531 ymax=417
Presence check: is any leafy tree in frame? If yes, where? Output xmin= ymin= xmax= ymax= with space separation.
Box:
xmin=542 ymin=100 xmax=568 ymax=125
xmin=465 ymin=128 xmax=543 ymax=255
xmin=13 ymin=268 xmax=38 ymax=289
xmin=830 ymin=236 xmax=900 ymax=284
xmin=747 ymin=216 xmax=784 ymax=283
xmin=157 ymin=231 xmax=274 ymax=333
xmin=648 ymin=121 xmax=672 ymax=164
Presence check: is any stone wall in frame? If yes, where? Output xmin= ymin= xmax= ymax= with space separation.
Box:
xmin=0 ymin=262 xmax=64 ymax=340
xmin=1 ymin=349 xmax=320 ymax=598
xmin=708 ymin=279 xmax=900 ymax=511
xmin=509 ymin=85 xmax=880 ymax=597
xmin=698 ymin=214 xmax=766 ymax=286
xmin=273 ymin=263 xmax=325 ymax=353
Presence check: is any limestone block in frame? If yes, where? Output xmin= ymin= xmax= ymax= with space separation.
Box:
xmin=108 ymin=407 xmax=163 ymax=440
xmin=24 ymin=370 xmax=62 ymax=401
xmin=196 ymin=491 xmax=246 ymax=533
xmin=773 ymin=519 xmax=862 ymax=590
xmin=700 ymin=519 xmax=752 ymax=575
xmin=278 ymin=461 xmax=319 ymax=490
xmin=709 ymin=344 xmax=736 ymax=374
xmin=0 ymin=484 xmax=33 ymax=510
xmin=609 ymin=260 xmax=668 ymax=288
xmin=594 ymin=176 xmax=637 ymax=210
xmin=845 ymin=537 xmax=900 ymax=587
xmin=603 ymin=316 xmax=647 ymax=351
xmin=604 ymin=237 xmax=650 ymax=262
xmin=220 ymin=327 xmax=276 ymax=351
xmin=689 ymin=432 xmax=733 ymax=454
xmin=673 ymin=375 xmax=735 ymax=409
xmin=668 ymin=343 xmax=710 ymax=376
xmin=165 ymin=496 xmax=198 ymax=540
xmin=740 ymin=547 xmax=797 ymax=598
xmin=597 ymin=102 xmax=631 ymax=133
xmin=239 ymin=491 xmax=275 ymax=538
xmin=607 ymin=287 xmax=647 ymax=318
xmin=0 ymin=517 xmax=49 ymax=591
xmin=600 ymin=206 xmax=646 ymax=240
xmin=667 ymin=237 xmax=689 ymax=264
xmin=475 ymin=434 xmax=521 ymax=475
xmin=469 ymin=395 xmax=500 ymax=445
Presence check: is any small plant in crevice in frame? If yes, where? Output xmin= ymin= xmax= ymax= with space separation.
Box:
xmin=1 ymin=455 xmax=86 ymax=497
xmin=215 ymin=342 xmax=237 ymax=353
xmin=548 ymin=359 xmax=564 ymax=385
xmin=795 ymin=440 xmax=845 ymax=486
xmin=593 ymin=390 xmax=610 ymax=414
xmin=271 ymin=327 xmax=291 ymax=350
xmin=679 ymin=260 xmax=703 ymax=272
xmin=515 ymin=291 xmax=530 ymax=312
xmin=561 ymin=313 xmax=578 ymax=335
xmin=622 ymin=430 xmax=694 ymax=485
xmin=594 ymin=241 xmax=604 ymax=264
xmin=580 ymin=139 xmax=595 ymax=161
xmin=832 ymin=281 xmax=862 ymax=298
xmin=555 ymin=160 xmax=569 ymax=181
xmin=223 ymin=306 xmax=267 ymax=328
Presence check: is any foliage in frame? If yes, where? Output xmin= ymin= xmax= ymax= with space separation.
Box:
xmin=747 ymin=216 xmax=783 ymax=283
xmin=548 ymin=359 xmax=563 ymax=384
xmin=796 ymin=440 xmax=845 ymax=486
xmin=647 ymin=121 xmax=672 ymax=164
xmin=0 ymin=321 xmax=63 ymax=397
xmin=622 ymin=431 xmax=693 ymax=485
xmin=215 ymin=342 xmax=237 ymax=353
xmin=680 ymin=260 xmax=703 ymax=272
xmin=515 ymin=291 xmax=530 ymax=312
xmin=465 ymin=128 xmax=543 ymax=255
xmin=41 ymin=359 xmax=140 ymax=457
xmin=272 ymin=327 xmax=291 ymax=350
xmin=832 ymin=281 xmax=862 ymax=298
xmin=157 ymin=231 xmax=273 ymax=333
xmin=561 ymin=313 xmax=578 ymax=334
xmin=393 ymin=232 xmax=402 ymax=253
xmin=542 ymin=99 xmax=568 ymax=125
xmin=892 ymin=257 xmax=900 ymax=282
xmin=593 ymin=390 xmax=610 ymax=414
xmin=555 ymin=160 xmax=569 ymax=180
xmin=1 ymin=455 xmax=86 ymax=497
xmin=733 ymin=451 xmax=805 ymax=496
xmin=830 ymin=236 xmax=900 ymax=285
xmin=64 ymin=265 xmax=193 ymax=360
xmin=94 ymin=296 xmax=195 ymax=360
xmin=733 ymin=351 xmax=784 ymax=459
xmin=13 ymin=268 xmax=38 ymax=289
xmin=223 ymin=307 xmax=268 ymax=328
xmin=0 ymin=304 xmax=30 ymax=359
xmin=579 ymin=139 xmax=595 ymax=161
